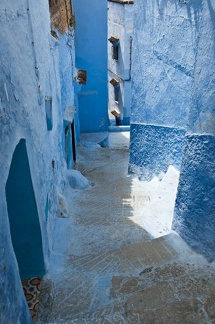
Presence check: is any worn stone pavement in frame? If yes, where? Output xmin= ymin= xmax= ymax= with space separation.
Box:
xmin=37 ymin=132 xmax=215 ymax=324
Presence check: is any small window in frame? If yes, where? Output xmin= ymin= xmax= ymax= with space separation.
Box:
xmin=112 ymin=45 xmax=118 ymax=61
xmin=108 ymin=35 xmax=119 ymax=61
xmin=77 ymin=70 xmax=87 ymax=84
xmin=114 ymin=86 xmax=119 ymax=103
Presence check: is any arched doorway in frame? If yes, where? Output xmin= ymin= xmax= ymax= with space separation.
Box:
xmin=6 ymin=139 xmax=45 ymax=279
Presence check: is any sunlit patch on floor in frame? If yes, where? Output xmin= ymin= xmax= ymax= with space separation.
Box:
xmin=21 ymin=277 xmax=42 ymax=322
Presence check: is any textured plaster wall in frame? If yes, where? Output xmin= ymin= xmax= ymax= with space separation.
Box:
xmin=129 ymin=124 xmax=185 ymax=180
xmin=173 ymin=135 xmax=215 ymax=261
xmin=173 ymin=0 xmax=215 ymax=261
xmin=129 ymin=0 xmax=194 ymax=178
xmin=0 ymin=0 xmax=75 ymax=321
xmin=73 ymin=0 xmax=108 ymax=133
xmin=130 ymin=0 xmax=215 ymax=260
xmin=108 ymin=1 xmax=133 ymax=123
xmin=130 ymin=0 xmax=196 ymax=127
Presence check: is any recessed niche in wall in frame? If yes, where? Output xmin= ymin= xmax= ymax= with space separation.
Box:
xmin=45 ymin=96 xmax=53 ymax=131
xmin=77 ymin=70 xmax=87 ymax=84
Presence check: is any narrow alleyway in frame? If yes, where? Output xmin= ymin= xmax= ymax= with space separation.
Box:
xmin=37 ymin=133 xmax=215 ymax=323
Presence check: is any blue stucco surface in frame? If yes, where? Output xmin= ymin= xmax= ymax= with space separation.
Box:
xmin=172 ymin=0 xmax=215 ymax=260
xmin=0 ymin=0 xmax=77 ymax=321
xmin=73 ymin=0 xmax=108 ymax=133
xmin=130 ymin=0 xmax=215 ymax=260
xmin=6 ymin=139 xmax=45 ymax=279
xmin=173 ymin=135 xmax=215 ymax=261
xmin=129 ymin=124 xmax=185 ymax=180
xmin=130 ymin=1 xmax=196 ymax=128
xmin=0 ymin=235 xmax=33 ymax=323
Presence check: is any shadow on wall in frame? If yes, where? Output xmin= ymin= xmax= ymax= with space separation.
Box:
xmin=6 ymin=139 xmax=45 ymax=279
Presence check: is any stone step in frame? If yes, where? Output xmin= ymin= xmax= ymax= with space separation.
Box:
xmin=67 ymin=256 xmax=215 ymax=323
xmin=67 ymin=232 xmax=205 ymax=277
xmin=38 ymin=233 xmax=214 ymax=323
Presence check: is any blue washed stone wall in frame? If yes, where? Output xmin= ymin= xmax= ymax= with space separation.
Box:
xmin=130 ymin=0 xmax=197 ymax=128
xmin=0 ymin=0 xmax=76 ymax=321
xmin=173 ymin=135 xmax=215 ymax=261
xmin=129 ymin=124 xmax=185 ymax=180
xmin=173 ymin=0 xmax=215 ymax=260
xmin=129 ymin=0 xmax=195 ymax=179
xmin=130 ymin=0 xmax=215 ymax=260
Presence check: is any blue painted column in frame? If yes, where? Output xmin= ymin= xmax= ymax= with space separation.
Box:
xmin=173 ymin=0 xmax=215 ymax=261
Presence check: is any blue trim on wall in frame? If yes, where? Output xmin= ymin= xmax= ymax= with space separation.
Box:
xmin=129 ymin=123 xmax=186 ymax=180
xmin=173 ymin=134 xmax=215 ymax=262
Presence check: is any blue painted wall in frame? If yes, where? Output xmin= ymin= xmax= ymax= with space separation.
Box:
xmin=73 ymin=0 xmax=108 ymax=133
xmin=129 ymin=124 xmax=185 ymax=180
xmin=173 ymin=135 xmax=215 ymax=261
xmin=6 ymin=139 xmax=45 ymax=279
xmin=173 ymin=0 xmax=215 ymax=261
xmin=0 ymin=0 xmax=77 ymax=320
xmin=108 ymin=1 xmax=133 ymax=125
xmin=129 ymin=0 xmax=194 ymax=178
xmin=130 ymin=0 xmax=215 ymax=260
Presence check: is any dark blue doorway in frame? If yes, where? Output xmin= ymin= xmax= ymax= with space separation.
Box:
xmin=6 ymin=139 xmax=45 ymax=279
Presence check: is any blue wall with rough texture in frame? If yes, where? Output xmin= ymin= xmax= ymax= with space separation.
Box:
xmin=129 ymin=0 xmax=193 ymax=178
xmin=173 ymin=0 xmax=215 ymax=261
xmin=130 ymin=0 xmax=215 ymax=260
xmin=129 ymin=124 xmax=185 ymax=180
xmin=0 ymin=0 xmax=76 ymax=321
xmin=173 ymin=135 xmax=215 ymax=261
xmin=130 ymin=1 xmax=196 ymax=128
xmin=73 ymin=0 xmax=108 ymax=133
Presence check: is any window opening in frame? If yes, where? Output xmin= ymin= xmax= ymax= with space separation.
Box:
xmin=77 ymin=70 xmax=87 ymax=84
xmin=112 ymin=44 xmax=119 ymax=61
xmin=108 ymin=36 xmax=119 ymax=61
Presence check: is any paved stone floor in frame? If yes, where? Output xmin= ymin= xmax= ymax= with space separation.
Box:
xmin=37 ymin=133 xmax=215 ymax=323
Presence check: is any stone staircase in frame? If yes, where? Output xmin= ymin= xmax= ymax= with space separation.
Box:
xmin=38 ymin=233 xmax=215 ymax=323
xmin=37 ymin=139 xmax=215 ymax=323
